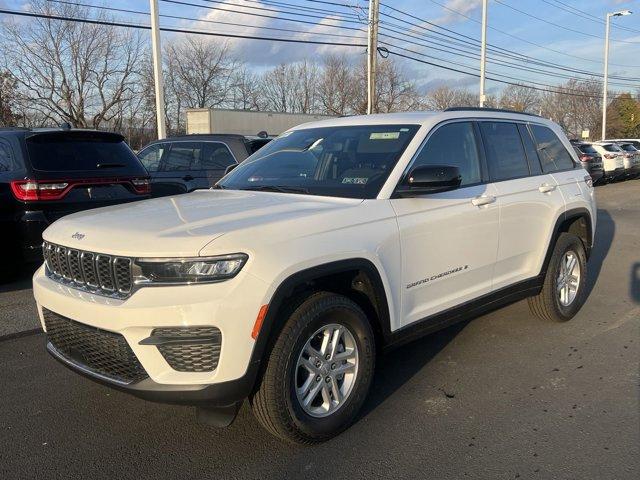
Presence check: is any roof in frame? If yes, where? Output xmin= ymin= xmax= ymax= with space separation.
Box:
xmin=289 ymin=109 xmax=553 ymax=131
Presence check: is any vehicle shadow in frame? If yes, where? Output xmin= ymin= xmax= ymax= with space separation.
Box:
xmin=631 ymin=263 xmax=640 ymax=304
xmin=359 ymin=320 xmax=470 ymax=419
xmin=0 ymin=263 xmax=39 ymax=293
xmin=583 ymin=208 xmax=615 ymax=300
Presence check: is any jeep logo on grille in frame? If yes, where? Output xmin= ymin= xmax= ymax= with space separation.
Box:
xmin=71 ymin=232 xmax=85 ymax=240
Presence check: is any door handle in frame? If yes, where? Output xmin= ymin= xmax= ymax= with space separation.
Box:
xmin=182 ymin=175 xmax=194 ymax=181
xmin=538 ymin=183 xmax=556 ymax=193
xmin=471 ymin=195 xmax=496 ymax=207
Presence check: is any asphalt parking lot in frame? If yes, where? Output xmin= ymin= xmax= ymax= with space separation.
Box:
xmin=1 ymin=181 xmax=638 ymax=480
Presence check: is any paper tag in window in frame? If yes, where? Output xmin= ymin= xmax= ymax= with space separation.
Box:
xmin=370 ymin=132 xmax=400 ymax=140
xmin=342 ymin=177 xmax=368 ymax=184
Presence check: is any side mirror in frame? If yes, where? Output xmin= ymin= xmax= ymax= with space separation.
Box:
xmin=224 ymin=164 xmax=238 ymax=175
xmin=396 ymin=165 xmax=462 ymax=197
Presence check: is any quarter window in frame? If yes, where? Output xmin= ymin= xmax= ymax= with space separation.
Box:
xmin=530 ymin=125 xmax=575 ymax=172
xmin=480 ymin=122 xmax=530 ymax=181
xmin=411 ymin=122 xmax=482 ymax=186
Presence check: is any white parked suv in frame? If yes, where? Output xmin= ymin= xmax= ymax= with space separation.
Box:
xmin=590 ymin=142 xmax=626 ymax=181
xmin=33 ymin=108 xmax=596 ymax=443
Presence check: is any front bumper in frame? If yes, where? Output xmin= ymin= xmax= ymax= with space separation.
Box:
xmin=33 ymin=265 xmax=271 ymax=405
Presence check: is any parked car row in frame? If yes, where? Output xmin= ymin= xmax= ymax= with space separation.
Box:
xmin=570 ymin=138 xmax=640 ymax=184
xmin=1 ymin=127 xmax=271 ymax=278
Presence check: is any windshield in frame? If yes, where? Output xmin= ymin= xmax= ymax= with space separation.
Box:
xmin=578 ymin=145 xmax=598 ymax=155
xmin=218 ymin=124 xmax=420 ymax=199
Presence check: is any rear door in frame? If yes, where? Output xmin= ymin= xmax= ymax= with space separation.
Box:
xmin=194 ymin=141 xmax=238 ymax=186
xmin=479 ymin=121 xmax=564 ymax=290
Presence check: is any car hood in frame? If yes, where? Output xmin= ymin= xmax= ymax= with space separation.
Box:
xmin=43 ymin=189 xmax=363 ymax=257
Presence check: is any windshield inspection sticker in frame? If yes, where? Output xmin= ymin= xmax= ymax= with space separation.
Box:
xmin=342 ymin=177 xmax=368 ymax=184
xmin=370 ymin=132 xmax=400 ymax=140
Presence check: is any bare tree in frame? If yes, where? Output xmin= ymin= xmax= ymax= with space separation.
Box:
xmin=425 ymin=85 xmax=478 ymax=110
xmin=539 ymin=79 xmax=601 ymax=139
xmin=164 ymin=37 xmax=237 ymax=110
xmin=318 ymin=54 xmax=354 ymax=116
xmin=499 ymin=84 xmax=540 ymax=113
xmin=1 ymin=0 xmax=145 ymax=128
xmin=0 ymin=70 xmax=19 ymax=126
xmin=230 ymin=66 xmax=264 ymax=111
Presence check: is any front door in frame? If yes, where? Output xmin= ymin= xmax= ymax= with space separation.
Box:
xmin=390 ymin=121 xmax=499 ymax=328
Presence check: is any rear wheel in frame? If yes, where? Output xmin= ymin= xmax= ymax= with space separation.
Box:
xmin=528 ymin=232 xmax=588 ymax=322
xmin=250 ymin=292 xmax=375 ymax=444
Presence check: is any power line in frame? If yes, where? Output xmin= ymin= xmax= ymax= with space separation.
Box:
xmin=46 ymin=0 xmax=367 ymax=41
xmin=0 ymin=8 xmax=367 ymax=47
xmin=160 ymin=0 xmax=365 ymax=32
xmin=494 ymin=0 xmax=640 ymax=45
xmin=544 ymin=0 xmax=640 ymax=36
xmin=386 ymin=49 xmax=602 ymax=99
xmin=0 ymin=7 xmax=623 ymax=100
xmin=424 ymin=0 xmax=640 ymax=69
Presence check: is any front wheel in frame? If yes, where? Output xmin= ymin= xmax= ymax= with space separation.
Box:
xmin=528 ymin=232 xmax=588 ymax=322
xmin=250 ymin=292 xmax=375 ymax=444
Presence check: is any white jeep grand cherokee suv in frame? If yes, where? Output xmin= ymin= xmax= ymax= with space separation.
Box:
xmin=33 ymin=108 xmax=596 ymax=444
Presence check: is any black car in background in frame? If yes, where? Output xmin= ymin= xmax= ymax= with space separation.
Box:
xmin=0 ymin=128 xmax=150 ymax=276
xmin=136 ymin=134 xmax=272 ymax=197
xmin=571 ymin=142 xmax=604 ymax=184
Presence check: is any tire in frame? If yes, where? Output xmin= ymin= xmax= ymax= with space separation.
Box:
xmin=528 ymin=232 xmax=588 ymax=322
xmin=250 ymin=291 xmax=376 ymax=444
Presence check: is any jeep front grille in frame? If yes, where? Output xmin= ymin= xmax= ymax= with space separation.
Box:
xmin=43 ymin=241 xmax=133 ymax=298
xmin=43 ymin=308 xmax=148 ymax=384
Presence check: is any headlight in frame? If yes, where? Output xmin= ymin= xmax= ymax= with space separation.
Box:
xmin=134 ymin=253 xmax=248 ymax=285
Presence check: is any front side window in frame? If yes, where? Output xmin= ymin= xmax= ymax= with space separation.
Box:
xmin=138 ymin=143 xmax=167 ymax=172
xmin=480 ymin=122 xmax=530 ymax=181
xmin=218 ymin=124 xmax=420 ymax=199
xmin=530 ymin=125 xmax=575 ymax=172
xmin=410 ymin=121 xmax=482 ymax=186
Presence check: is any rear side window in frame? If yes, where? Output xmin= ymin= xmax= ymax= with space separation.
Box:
xmin=197 ymin=142 xmax=236 ymax=170
xmin=26 ymin=133 xmax=143 ymax=172
xmin=412 ymin=122 xmax=482 ymax=186
xmin=161 ymin=142 xmax=201 ymax=171
xmin=530 ymin=125 xmax=575 ymax=172
xmin=0 ymin=141 xmax=13 ymax=172
xmin=480 ymin=122 xmax=530 ymax=181
xmin=137 ymin=143 xmax=168 ymax=172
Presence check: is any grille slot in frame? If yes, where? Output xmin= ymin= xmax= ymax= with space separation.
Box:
xmin=151 ymin=327 xmax=222 ymax=372
xmin=43 ymin=242 xmax=133 ymax=298
xmin=43 ymin=308 xmax=148 ymax=384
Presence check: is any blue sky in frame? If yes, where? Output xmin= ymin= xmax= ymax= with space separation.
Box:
xmin=2 ymin=0 xmax=639 ymax=95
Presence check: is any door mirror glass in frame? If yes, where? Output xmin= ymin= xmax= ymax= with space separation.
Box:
xmin=397 ymin=165 xmax=461 ymax=196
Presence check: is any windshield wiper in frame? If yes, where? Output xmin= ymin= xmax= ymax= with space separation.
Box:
xmin=242 ymin=185 xmax=310 ymax=194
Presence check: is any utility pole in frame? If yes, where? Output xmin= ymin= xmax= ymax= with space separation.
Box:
xmin=479 ymin=0 xmax=488 ymax=107
xmin=602 ymin=9 xmax=632 ymax=140
xmin=367 ymin=0 xmax=380 ymax=115
xmin=150 ymin=0 xmax=167 ymax=139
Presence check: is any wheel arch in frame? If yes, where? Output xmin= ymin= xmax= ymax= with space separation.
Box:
xmin=248 ymin=259 xmax=393 ymax=386
xmin=539 ymin=207 xmax=593 ymax=280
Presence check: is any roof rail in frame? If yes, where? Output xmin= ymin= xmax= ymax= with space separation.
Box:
xmin=0 ymin=126 xmax=30 ymax=132
xmin=444 ymin=107 xmax=541 ymax=118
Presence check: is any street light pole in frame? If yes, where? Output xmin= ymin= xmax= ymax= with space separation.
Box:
xmin=367 ymin=0 xmax=380 ymax=115
xmin=150 ymin=0 xmax=167 ymax=140
xmin=479 ymin=0 xmax=488 ymax=107
xmin=601 ymin=9 xmax=632 ymax=141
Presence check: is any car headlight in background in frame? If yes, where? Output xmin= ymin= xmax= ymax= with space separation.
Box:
xmin=134 ymin=254 xmax=248 ymax=285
